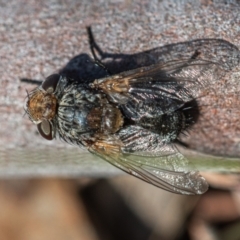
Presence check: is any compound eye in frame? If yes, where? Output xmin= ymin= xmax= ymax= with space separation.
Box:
xmin=42 ymin=74 xmax=60 ymax=93
xmin=37 ymin=119 xmax=54 ymax=140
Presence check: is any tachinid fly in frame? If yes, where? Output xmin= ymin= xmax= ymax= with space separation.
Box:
xmin=25 ymin=29 xmax=240 ymax=195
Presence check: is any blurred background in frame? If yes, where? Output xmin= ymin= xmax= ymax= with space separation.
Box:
xmin=1 ymin=0 xmax=240 ymax=239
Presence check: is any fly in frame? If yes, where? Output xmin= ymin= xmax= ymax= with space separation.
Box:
xmin=24 ymin=27 xmax=240 ymax=195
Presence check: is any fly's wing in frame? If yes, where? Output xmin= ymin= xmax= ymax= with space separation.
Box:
xmin=88 ymin=126 xmax=208 ymax=195
xmin=143 ymin=39 xmax=240 ymax=71
xmin=92 ymin=59 xmax=225 ymax=120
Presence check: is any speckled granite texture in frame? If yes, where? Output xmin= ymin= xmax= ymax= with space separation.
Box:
xmin=0 ymin=0 xmax=240 ymax=176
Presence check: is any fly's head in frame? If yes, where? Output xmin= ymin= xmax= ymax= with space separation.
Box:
xmin=27 ymin=90 xmax=57 ymax=123
xmin=26 ymin=74 xmax=61 ymax=140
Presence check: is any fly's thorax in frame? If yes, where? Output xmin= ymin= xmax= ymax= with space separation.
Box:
xmin=27 ymin=89 xmax=57 ymax=123
xmin=56 ymin=85 xmax=124 ymax=142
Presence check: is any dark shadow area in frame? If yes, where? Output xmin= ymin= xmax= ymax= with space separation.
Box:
xmin=80 ymin=179 xmax=155 ymax=240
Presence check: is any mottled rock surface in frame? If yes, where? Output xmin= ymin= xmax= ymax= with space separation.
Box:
xmin=0 ymin=0 xmax=240 ymax=176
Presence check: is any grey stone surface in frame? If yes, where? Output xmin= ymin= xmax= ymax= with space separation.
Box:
xmin=0 ymin=0 xmax=240 ymax=177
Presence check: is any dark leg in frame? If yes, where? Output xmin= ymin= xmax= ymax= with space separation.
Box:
xmin=86 ymin=26 xmax=112 ymax=75
xmin=20 ymin=78 xmax=42 ymax=85
xmin=171 ymin=49 xmax=203 ymax=75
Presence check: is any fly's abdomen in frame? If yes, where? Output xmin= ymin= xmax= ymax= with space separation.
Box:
xmin=136 ymin=111 xmax=185 ymax=143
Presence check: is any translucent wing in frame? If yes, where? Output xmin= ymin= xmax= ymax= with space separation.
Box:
xmin=92 ymin=59 xmax=225 ymax=120
xmin=141 ymin=39 xmax=240 ymax=71
xmin=88 ymin=126 xmax=208 ymax=195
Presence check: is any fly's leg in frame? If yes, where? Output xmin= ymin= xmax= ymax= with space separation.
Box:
xmin=87 ymin=26 xmax=112 ymax=75
xmin=20 ymin=78 xmax=42 ymax=85
xmin=171 ymin=49 xmax=203 ymax=75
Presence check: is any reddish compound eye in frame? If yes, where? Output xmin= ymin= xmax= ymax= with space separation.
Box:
xmin=42 ymin=74 xmax=60 ymax=93
xmin=37 ymin=119 xmax=54 ymax=140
